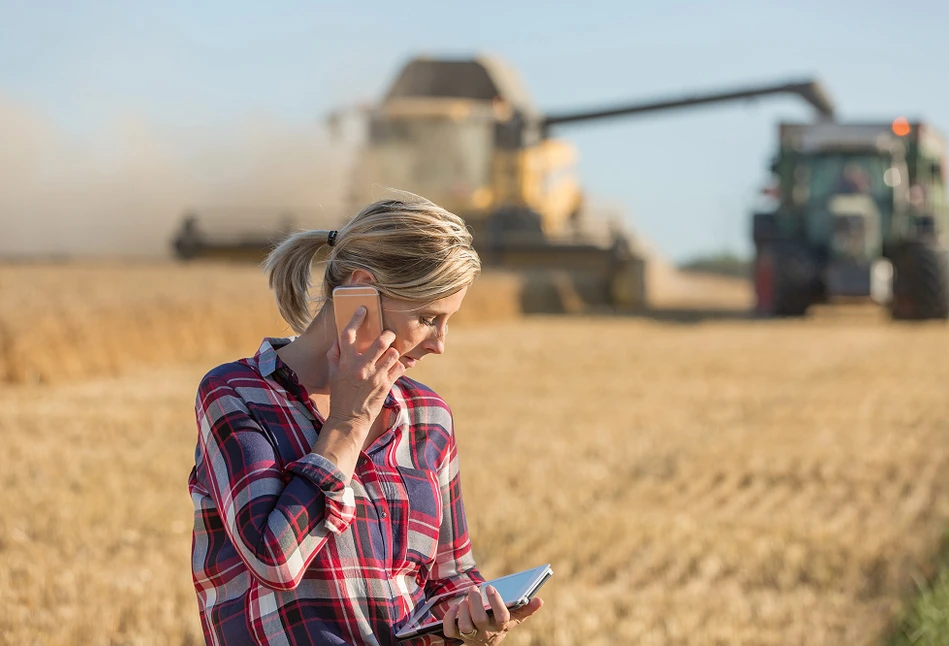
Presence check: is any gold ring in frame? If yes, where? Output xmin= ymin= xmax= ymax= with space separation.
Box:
xmin=459 ymin=626 xmax=478 ymax=639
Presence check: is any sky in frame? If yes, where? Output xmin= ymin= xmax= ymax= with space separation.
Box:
xmin=1 ymin=0 xmax=947 ymax=262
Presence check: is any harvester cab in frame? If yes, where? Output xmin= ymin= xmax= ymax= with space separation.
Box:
xmin=753 ymin=120 xmax=949 ymax=319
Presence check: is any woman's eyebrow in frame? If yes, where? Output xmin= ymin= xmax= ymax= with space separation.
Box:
xmin=399 ymin=303 xmax=452 ymax=317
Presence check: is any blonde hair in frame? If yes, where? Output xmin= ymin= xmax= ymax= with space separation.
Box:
xmin=264 ymin=193 xmax=482 ymax=334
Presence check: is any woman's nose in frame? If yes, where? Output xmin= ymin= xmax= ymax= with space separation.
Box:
xmin=425 ymin=326 xmax=447 ymax=354
xmin=427 ymin=337 xmax=445 ymax=355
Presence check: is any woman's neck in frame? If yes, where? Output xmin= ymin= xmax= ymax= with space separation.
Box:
xmin=275 ymin=308 xmax=335 ymax=396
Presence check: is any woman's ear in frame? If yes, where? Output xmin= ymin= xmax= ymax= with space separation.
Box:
xmin=347 ymin=269 xmax=376 ymax=286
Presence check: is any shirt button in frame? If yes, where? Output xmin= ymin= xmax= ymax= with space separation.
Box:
xmin=381 ymin=511 xmax=387 ymax=518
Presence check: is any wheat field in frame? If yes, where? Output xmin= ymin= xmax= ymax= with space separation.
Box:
xmin=0 ymin=260 xmax=522 ymax=385
xmin=2 ymin=262 xmax=949 ymax=646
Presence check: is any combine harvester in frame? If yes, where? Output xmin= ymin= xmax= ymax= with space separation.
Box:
xmin=173 ymin=54 xmax=836 ymax=313
xmin=752 ymin=119 xmax=949 ymax=319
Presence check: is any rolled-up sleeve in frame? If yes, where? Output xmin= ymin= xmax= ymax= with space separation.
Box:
xmin=195 ymin=375 xmax=356 ymax=590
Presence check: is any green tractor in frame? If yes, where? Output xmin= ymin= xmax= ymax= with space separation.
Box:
xmin=752 ymin=119 xmax=949 ymax=320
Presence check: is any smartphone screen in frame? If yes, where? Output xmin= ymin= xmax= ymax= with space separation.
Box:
xmin=332 ymin=286 xmax=384 ymax=354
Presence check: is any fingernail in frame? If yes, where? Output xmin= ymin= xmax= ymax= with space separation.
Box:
xmin=486 ymin=585 xmax=496 ymax=595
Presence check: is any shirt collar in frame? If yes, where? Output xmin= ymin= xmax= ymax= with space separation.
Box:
xmin=254 ymin=336 xmax=292 ymax=379
xmin=252 ymin=336 xmax=402 ymax=415
xmin=253 ymin=336 xmax=311 ymax=404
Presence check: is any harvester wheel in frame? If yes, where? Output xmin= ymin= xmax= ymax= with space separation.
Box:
xmin=889 ymin=242 xmax=949 ymax=321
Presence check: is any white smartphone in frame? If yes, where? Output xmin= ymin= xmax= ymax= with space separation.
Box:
xmin=394 ymin=564 xmax=553 ymax=641
xmin=332 ymin=285 xmax=384 ymax=355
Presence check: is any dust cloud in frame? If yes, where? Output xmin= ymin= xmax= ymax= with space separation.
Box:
xmin=0 ymin=97 xmax=352 ymax=259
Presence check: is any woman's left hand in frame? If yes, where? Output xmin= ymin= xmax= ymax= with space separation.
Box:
xmin=442 ymin=584 xmax=543 ymax=645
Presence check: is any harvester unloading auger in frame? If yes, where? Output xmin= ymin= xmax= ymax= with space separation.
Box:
xmin=172 ymin=55 xmax=836 ymax=312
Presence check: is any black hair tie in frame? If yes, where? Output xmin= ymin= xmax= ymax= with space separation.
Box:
xmin=327 ymin=230 xmax=338 ymax=247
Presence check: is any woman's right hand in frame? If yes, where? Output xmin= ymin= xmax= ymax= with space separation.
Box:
xmin=324 ymin=306 xmax=405 ymax=438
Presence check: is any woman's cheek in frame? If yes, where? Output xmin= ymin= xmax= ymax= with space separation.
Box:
xmin=394 ymin=327 xmax=417 ymax=354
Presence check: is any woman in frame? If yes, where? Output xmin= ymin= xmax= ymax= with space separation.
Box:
xmin=188 ymin=196 xmax=543 ymax=645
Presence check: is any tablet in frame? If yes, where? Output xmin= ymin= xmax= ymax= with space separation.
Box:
xmin=395 ymin=564 xmax=553 ymax=641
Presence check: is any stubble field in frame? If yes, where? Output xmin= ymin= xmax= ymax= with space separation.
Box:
xmin=2 ymin=261 xmax=949 ymax=645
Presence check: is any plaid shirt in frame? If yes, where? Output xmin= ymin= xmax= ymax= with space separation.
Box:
xmin=188 ymin=337 xmax=485 ymax=645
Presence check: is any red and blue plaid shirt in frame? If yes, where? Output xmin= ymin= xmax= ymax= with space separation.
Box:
xmin=188 ymin=337 xmax=485 ymax=645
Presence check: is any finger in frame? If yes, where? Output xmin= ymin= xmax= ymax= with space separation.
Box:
xmin=341 ymin=306 xmax=367 ymax=347
xmin=371 ymin=342 xmax=401 ymax=373
xmin=510 ymin=597 xmax=544 ymax=623
xmin=386 ymin=356 xmax=407 ymax=382
xmin=365 ymin=330 xmax=399 ymax=370
xmin=468 ymin=585 xmax=493 ymax=631
xmin=369 ymin=347 xmax=400 ymax=381
xmin=456 ymin=598 xmax=475 ymax=638
xmin=484 ymin=585 xmax=510 ymax=627
xmin=346 ymin=305 xmax=367 ymax=326
xmin=365 ymin=329 xmax=397 ymax=363
xmin=376 ymin=345 xmax=402 ymax=369
xmin=441 ymin=602 xmax=460 ymax=640
xmin=327 ymin=336 xmax=341 ymax=365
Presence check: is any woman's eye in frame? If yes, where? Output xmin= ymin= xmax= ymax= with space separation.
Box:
xmin=420 ymin=316 xmax=436 ymax=327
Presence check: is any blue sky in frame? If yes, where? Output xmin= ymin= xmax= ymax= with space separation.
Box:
xmin=2 ymin=1 xmax=947 ymax=261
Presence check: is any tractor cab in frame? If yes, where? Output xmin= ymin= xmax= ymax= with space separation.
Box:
xmin=753 ymin=120 xmax=949 ymax=319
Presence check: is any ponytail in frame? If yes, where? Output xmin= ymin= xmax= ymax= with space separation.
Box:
xmin=261 ymin=194 xmax=482 ymax=336
xmin=263 ymin=229 xmax=334 ymax=334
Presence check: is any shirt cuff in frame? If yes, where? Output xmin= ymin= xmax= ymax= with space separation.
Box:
xmin=285 ymin=452 xmax=356 ymax=534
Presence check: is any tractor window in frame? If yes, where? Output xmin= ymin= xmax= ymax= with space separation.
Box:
xmin=792 ymin=153 xmax=895 ymax=244
xmin=796 ymin=154 xmax=894 ymax=206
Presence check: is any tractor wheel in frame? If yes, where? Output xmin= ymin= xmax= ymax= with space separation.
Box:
xmin=889 ymin=242 xmax=949 ymax=320
xmin=761 ymin=243 xmax=815 ymax=317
